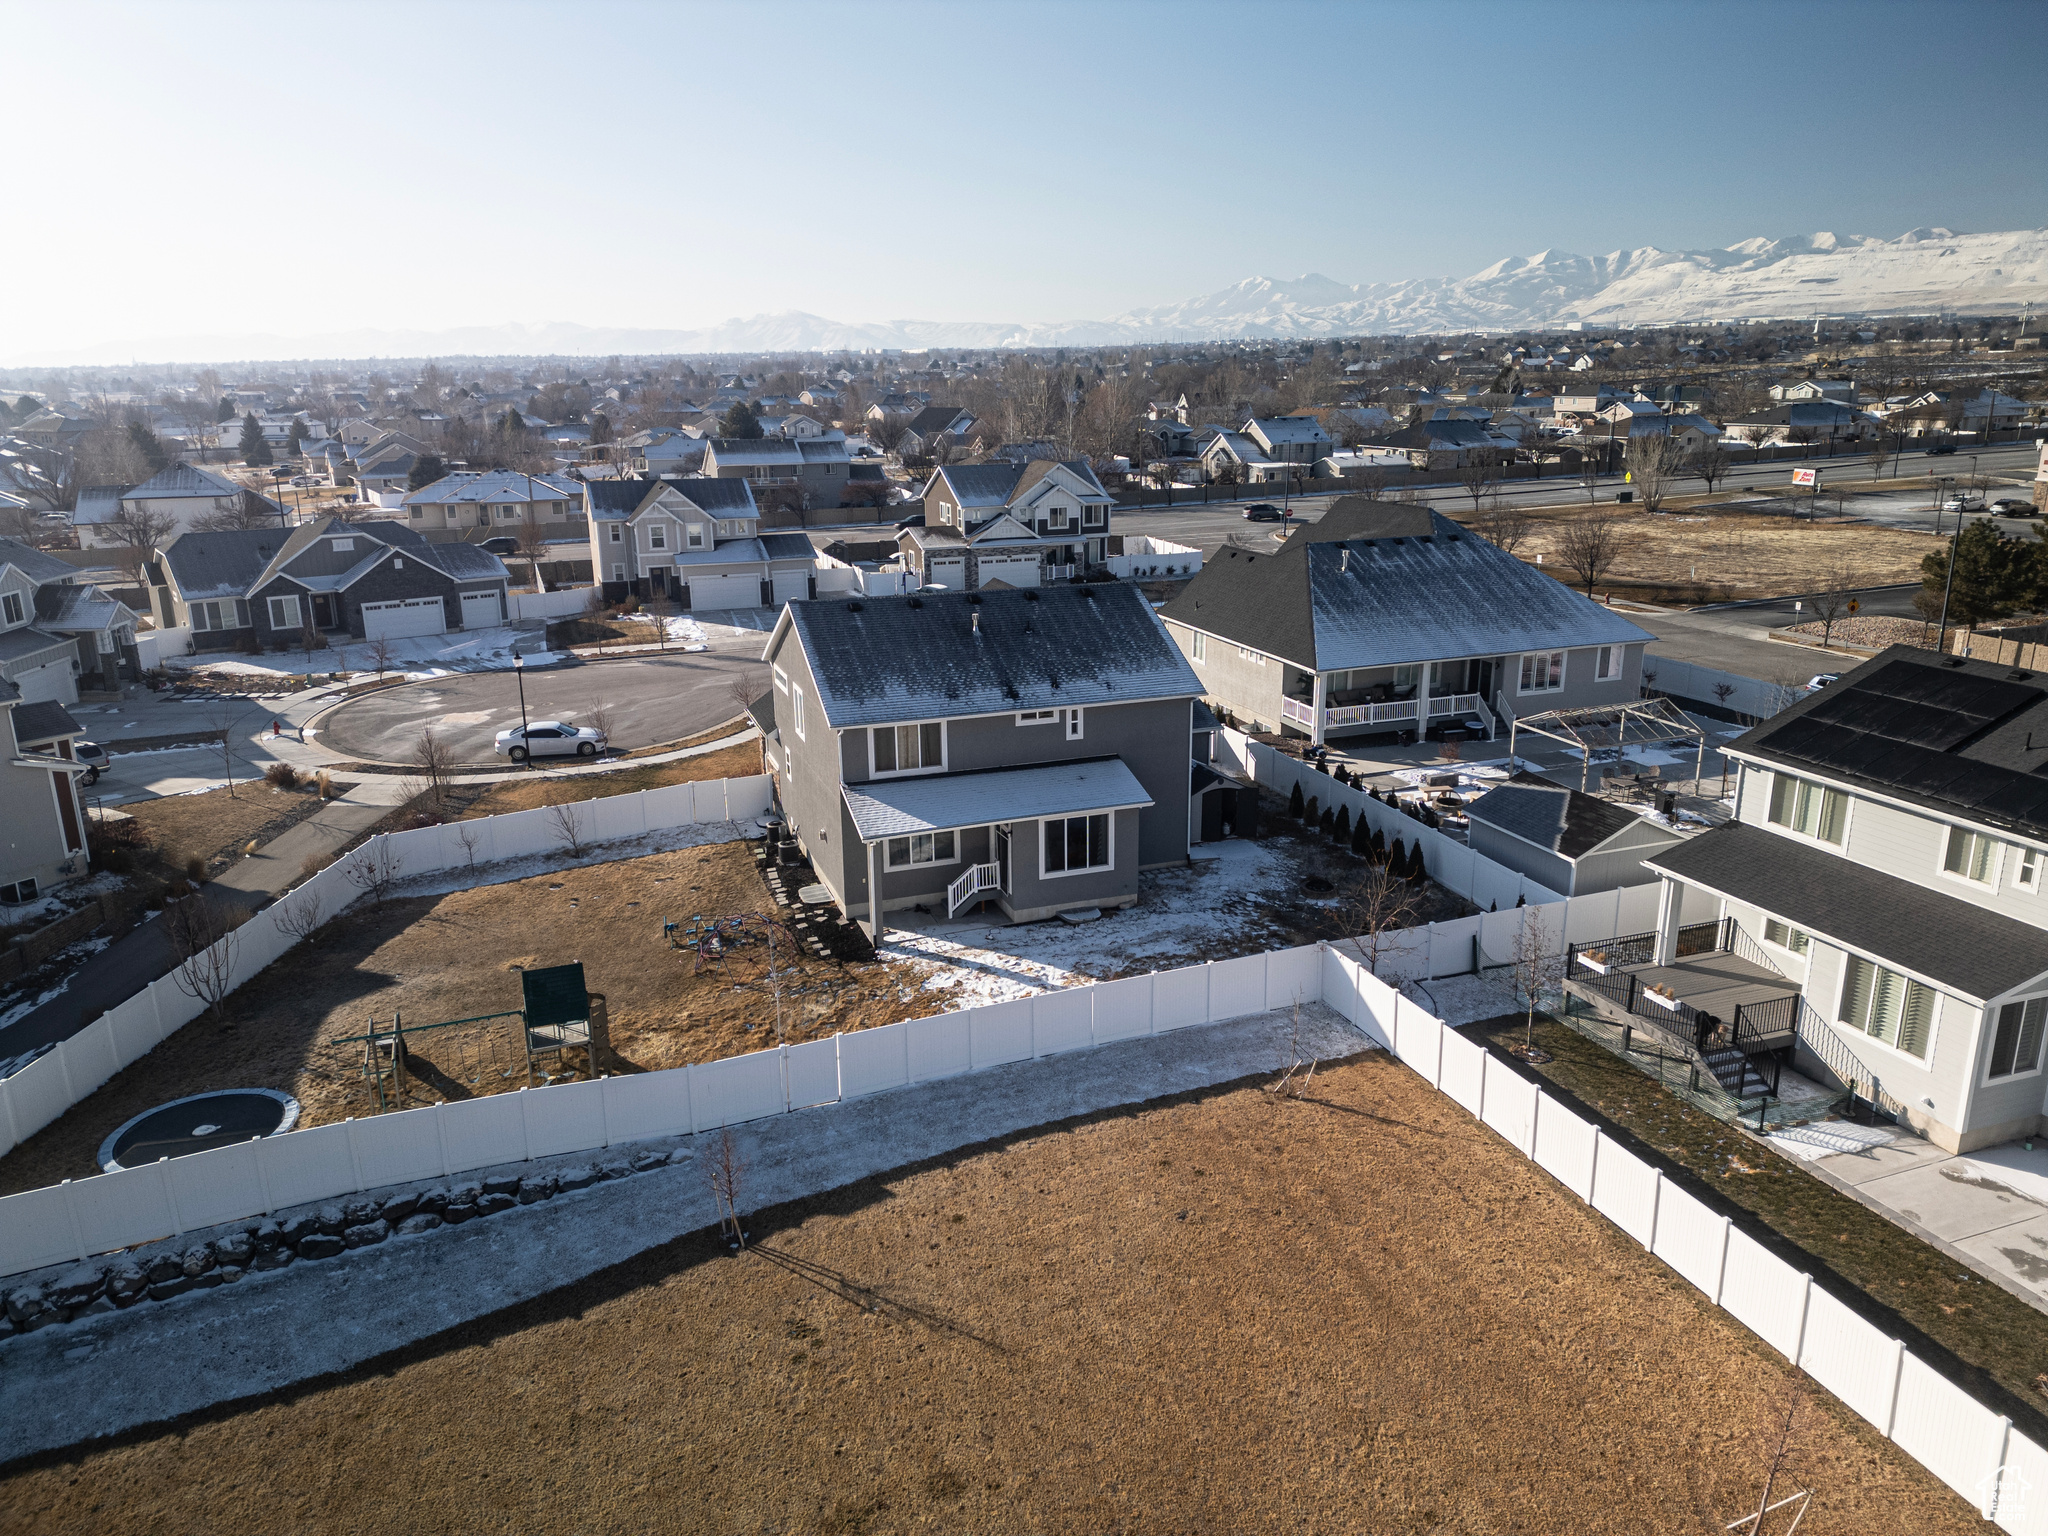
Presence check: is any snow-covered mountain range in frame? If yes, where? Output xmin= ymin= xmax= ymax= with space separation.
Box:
xmin=25 ymin=227 xmax=2048 ymax=364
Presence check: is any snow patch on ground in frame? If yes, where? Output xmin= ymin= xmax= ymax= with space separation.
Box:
xmin=1397 ymin=971 xmax=1522 ymax=1028
xmin=171 ymin=627 xmax=531 ymax=681
xmin=878 ymin=839 xmax=1305 ymax=1006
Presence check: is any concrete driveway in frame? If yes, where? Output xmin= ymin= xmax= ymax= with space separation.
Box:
xmin=313 ymin=650 xmax=767 ymax=765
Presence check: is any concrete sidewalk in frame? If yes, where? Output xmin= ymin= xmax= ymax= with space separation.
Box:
xmin=0 ymin=1002 xmax=1365 ymax=1463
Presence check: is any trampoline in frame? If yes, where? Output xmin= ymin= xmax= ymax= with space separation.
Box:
xmin=98 ymin=1089 xmax=301 ymax=1172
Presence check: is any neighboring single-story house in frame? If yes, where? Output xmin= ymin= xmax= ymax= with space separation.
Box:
xmin=1466 ymin=771 xmax=1690 ymax=896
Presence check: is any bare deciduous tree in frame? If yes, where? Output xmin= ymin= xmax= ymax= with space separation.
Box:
xmin=707 ymin=1127 xmax=748 ymax=1248
xmin=1509 ymin=905 xmax=1558 ymax=1052
xmin=165 ymin=895 xmax=247 ymax=1022
xmin=411 ymin=727 xmax=454 ymax=813
xmin=547 ymin=799 xmax=587 ymax=857
xmin=1475 ymin=499 xmax=1533 ymax=555
xmin=1691 ymin=438 xmax=1732 ymax=494
xmin=454 ymin=818 xmax=483 ymax=872
xmin=272 ymin=887 xmax=325 ymax=947
xmin=366 ymin=635 xmax=395 ymax=683
xmin=581 ymin=693 xmax=617 ymax=747
xmin=105 ymin=503 xmax=176 ymax=582
xmin=1805 ymin=557 xmax=1866 ymax=650
xmin=343 ymin=834 xmax=399 ymax=908
xmin=1576 ymin=450 xmax=1601 ymax=506
xmin=1342 ymin=868 xmax=1419 ymax=977
xmin=203 ymin=698 xmax=241 ymax=798
xmin=1623 ymin=432 xmax=1689 ymax=515
xmin=1455 ymin=458 xmax=1504 ymax=517
xmin=1551 ymin=509 xmax=1635 ymax=597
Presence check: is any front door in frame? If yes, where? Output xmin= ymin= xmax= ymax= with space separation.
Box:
xmin=994 ymin=825 xmax=1011 ymax=892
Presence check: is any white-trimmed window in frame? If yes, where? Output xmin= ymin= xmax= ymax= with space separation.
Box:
xmin=1762 ymin=918 xmax=1809 ymax=956
xmin=688 ymin=524 xmax=707 ymax=548
xmin=872 ymin=720 xmax=943 ymax=775
xmin=772 ymin=665 xmax=788 ymax=694
xmin=1237 ymin=646 xmax=1265 ymax=666
xmin=608 ymin=524 xmax=622 ymax=543
xmin=2018 ymin=845 xmax=2041 ymax=892
xmin=1988 ymin=996 xmax=2048 ymax=1081
xmin=1768 ymin=773 xmax=1848 ymax=846
xmin=1594 ymin=645 xmax=1620 ymax=680
xmin=1043 ymin=812 xmax=1111 ymax=876
xmin=612 ymin=563 xmax=625 ymax=581
xmin=0 ymin=591 xmax=23 ymax=625
xmin=1191 ymin=632 xmax=1206 ymax=664
xmin=1017 ymin=709 xmax=1059 ymax=726
xmin=1066 ymin=708 xmax=1084 ymax=741
xmin=791 ymin=685 xmax=806 ymax=740
xmin=330 ymin=538 xmax=354 ymax=552
xmin=649 ymin=524 xmax=667 ymax=551
xmin=1942 ymin=826 xmax=1999 ymax=885
xmin=1518 ymin=651 xmax=1564 ymax=693
xmin=266 ymin=594 xmax=302 ymax=631
xmin=1837 ymin=954 xmax=1935 ymax=1059
xmin=1048 ymin=505 xmax=1069 ymax=529
xmin=884 ymin=830 xmax=957 ymax=869
xmin=1082 ymin=504 xmax=1107 ymax=528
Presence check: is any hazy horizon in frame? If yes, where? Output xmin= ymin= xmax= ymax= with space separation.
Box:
xmin=6 ymin=0 xmax=2047 ymax=366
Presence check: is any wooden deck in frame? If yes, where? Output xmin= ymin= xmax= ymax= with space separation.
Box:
xmin=1566 ymin=950 xmax=1801 ymax=1044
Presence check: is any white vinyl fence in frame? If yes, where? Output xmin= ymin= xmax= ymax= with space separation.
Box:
xmin=1105 ymin=536 xmax=1202 ymax=581
xmin=1639 ymin=655 xmax=1803 ymax=722
xmin=0 ymin=775 xmax=774 ymax=1170
xmin=1 ymin=917 xmax=2036 ymax=1525
xmin=1236 ymin=734 xmax=1567 ymax=908
xmin=509 ymin=587 xmax=599 ymax=622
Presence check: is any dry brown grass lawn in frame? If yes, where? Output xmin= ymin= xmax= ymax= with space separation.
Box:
xmin=0 ymin=1053 xmax=1984 ymax=1534
xmin=456 ymin=740 xmax=761 ymax=818
xmin=1505 ymin=504 xmax=1934 ymax=602
xmin=117 ymin=783 xmax=322 ymax=874
xmin=0 ymin=841 xmax=946 ymax=1197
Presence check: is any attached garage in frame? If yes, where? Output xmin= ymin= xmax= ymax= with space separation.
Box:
xmin=770 ymin=570 xmax=812 ymax=605
xmin=973 ymin=552 xmax=1040 ymax=589
xmin=683 ymin=572 xmax=762 ymax=612
xmin=361 ymin=596 xmax=446 ymax=640
xmin=458 ymin=589 xmax=504 ymax=630
xmin=9 ymin=657 xmax=78 ymax=706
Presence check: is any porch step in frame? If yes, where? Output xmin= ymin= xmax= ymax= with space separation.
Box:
xmin=1701 ymin=1046 xmax=1774 ymax=1101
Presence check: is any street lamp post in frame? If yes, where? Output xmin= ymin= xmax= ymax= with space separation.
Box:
xmin=513 ymin=653 xmax=531 ymax=767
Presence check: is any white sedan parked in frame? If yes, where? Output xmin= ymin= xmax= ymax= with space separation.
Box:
xmin=494 ymin=720 xmax=607 ymax=761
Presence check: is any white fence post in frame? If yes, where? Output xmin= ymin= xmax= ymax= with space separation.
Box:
xmin=1882 ymin=1339 xmax=1906 ymax=1439
xmin=1645 ymin=1169 xmax=1663 ymax=1252
xmin=1985 ymin=1417 xmax=2012 ymax=1519
xmin=1711 ymin=1216 xmax=1731 ymax=1306
xmin=62 ymin=1179 xmax=86 ymax=1262
xmin=1791 ymin=1274 xmax=1814 ymax=1366
xmin=345 ymin=1117 xmax=365 ymax=1192
xmin=1525 ymin=1089 xmax=1540 ymax=1158
xmin=157 ymin=1157 xmax=183 ymax=1236
xmin=435 ymin=1103 xmax=451 ymax=1175
xmin=1584 ymin=1128 xmax=1601 ymax=1204
xmin=254 ymin=1135 xmax=276 ymax=1215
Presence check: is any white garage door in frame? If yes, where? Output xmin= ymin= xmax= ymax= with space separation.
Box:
xmin=770 ymin=570 xmax=811 ymax=605
xmin=974 ymin=554 xmax=1040 ymax=589
xmin=685 ymin=573 xmax=764 ymax=611
xmin=9 ymin=658 xmax=77 ymax=706
xmin=459 ymin=589 xmax=503 ymax=630
xmin=361 ymin=596 xmax=446 ymax=640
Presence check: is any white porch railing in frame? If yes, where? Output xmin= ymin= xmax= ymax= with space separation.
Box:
xmin=1281 ymin=696 xmax=1317 ymax=729
xmin=947 ymin=861 xmax=1002 ymax=918
xmin=1325 ymin=698 xmax=1418 ymax=728
xmin=1043 ymin=563 xmax=1076 ymax=581
xmin=1425 ymin=691 xmax=1482 ymax=718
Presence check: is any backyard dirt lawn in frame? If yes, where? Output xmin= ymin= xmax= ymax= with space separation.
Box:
xmin=0 ymin=1053 xmax=1985 ymax=1534
xmin=0 ymin=840 xmax=948 ymax=1196
xmin=453 ymin=740 xmax=761 ymax=818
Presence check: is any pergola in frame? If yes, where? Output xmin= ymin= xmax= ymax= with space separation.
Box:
xmin=1506 ymin=697 xmax=1707 ymax=794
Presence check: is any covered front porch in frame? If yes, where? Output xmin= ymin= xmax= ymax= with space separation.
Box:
xmin=1279 ymin=656 xmax=1499 ymax=747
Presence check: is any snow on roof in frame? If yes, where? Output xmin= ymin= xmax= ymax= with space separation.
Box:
xmin=841 ymin=757 xmax=1153 ymax=841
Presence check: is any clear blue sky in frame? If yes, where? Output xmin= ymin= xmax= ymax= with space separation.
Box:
xmin=6 ymin=0 xmax=2046 ymax=361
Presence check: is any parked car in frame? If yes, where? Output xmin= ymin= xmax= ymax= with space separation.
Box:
xmin=893 ymin=511 xmax=925 ymax=529
xmin=1242 ymin=503 xmax=1285 ymax=522
xmin=1806 ymin=674 xmax=1840 ymax=693
xmin=1924 ymin=442 xmax=1958 ymax=455
xmin=1943 ymin=494 xmax=1986 ymax=512
xmin=494 ymin=720 xmax=606 ymax=761
xmin=289 ymin=475 xmax=315 ymax=487
xmin=74 ymin=740 xmax=107 ymax=784
xmin=1990 ymin=497 xmax=2033 ymax=515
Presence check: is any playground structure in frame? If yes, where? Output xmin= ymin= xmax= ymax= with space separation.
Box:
xmin=331 ymin=962 xmax=616 ymax=1114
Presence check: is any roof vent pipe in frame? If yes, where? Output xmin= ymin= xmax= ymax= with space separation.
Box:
xmin=1340 ymin=546 xmax=1350 ymax=573
xmin=972 ymin=610 xmax=980 ymax=635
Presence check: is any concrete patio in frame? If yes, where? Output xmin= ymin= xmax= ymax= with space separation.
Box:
xmin=1775 ymin=1124 xmax=2048 ymax=1314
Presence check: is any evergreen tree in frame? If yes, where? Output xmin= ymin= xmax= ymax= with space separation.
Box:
xmin=1369 ymin=785 xmax=1382 ymax=801
xmin=1303 ymin=794 xmax=1319 ymax=828
xmin=407 ymin=453 xmax=446 ymax=491
xmin=718 ymin=399 xmax=764 ymax=439
xmin=1515 ymin=893 xmax=1526 ymax=908
xmin=1405 ymin=842 xmax=1427 ymax=884
xmin=1287 ymin=782 xmax=1305 ymax=820
xmin=125 ymin=419 xmax=169 ymax=474
xmin=1318 ymin=806 xmax=1335 ymax=839
xmin=12 ymin=395 xmax=35 ymax=421
xmin=1334 ymin=804 xmax=1351 ymax=843
xmin=1388 ymin=836 xmax=1407 ymax=874
xmin=239 ymin=412 xmax=272 ymax=466
xmin=285 ymin=418 xmax=308 ymax=457
xmin=497 ymin=408 xmax=525 ymax=436
xmin=1918 ymin=520 xmax=2047 ymax=634
xmin=1369 ymin=827 xmax=1387 ymax=863
xmin=216 ymin=395 xmax=236 ymax=422
xmin=1350 ymin=811 xmax=1371 ymax=857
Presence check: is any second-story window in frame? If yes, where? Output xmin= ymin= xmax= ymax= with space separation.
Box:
xmin=873 ymin=721 xmax=942 ymax=773
xmin=1191 ymin=632 xmax=1206 ymax=664
xmin=0 ymin=591 xmax=22 ymax=625
xmin=1768 ymin=773 xmax=1847 ymax=845
xmin=1943 ymin=826 xmax=1999 ymax=885
xmin=649 ymin=525 xmax=667 ymax=551
xmin=792 ymin=685 xmax=805 ymax=740
xmin=2016 ymin=845 xmax=2040 ymax=892
xmin=609 ymin=524 xmax=621 ymax=543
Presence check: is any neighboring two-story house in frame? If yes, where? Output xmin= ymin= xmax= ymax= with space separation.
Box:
xmin=1243 ymin=415 xmax=1332 ymax=466
xmin=1633 ymin=647 xmax=2048 ymax=1153
xmin=72 ymin=463 xmax=249 ymax=550
xmin=0 ymin=538 xmax=139 ymax=703
xmin=1157 ymin=500 xmax=1651 ymax=745
xmin=896 ymin=406 xmax=978 ymax=459
xmin=699 ymin=437 xmax=852 ymax=508
xmin=152 ymin=517 xmax=511 ymax=647
xmin=585 ymin=477 xmax=815 ymax=609
xmin=903 ymin=460 xmax=1116 ymax=589
xmin=0 ymin=685 xmax=91 ymax=908
xmin=759 ymin=583 xmax=1202 ymax=932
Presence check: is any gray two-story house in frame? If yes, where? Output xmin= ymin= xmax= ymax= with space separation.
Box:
xmin=585 ymin=477 xmax=815 ymax=608
xmin=904 ymin=460 xmax=1117 ymax=589
xmin=759 ymin=583 xmax=1203 ymax=932
xmin=1622 ymin=647 xmax=2048 ymax=1152
xmin=1159 ymin=500 xmax=1652 ymax=746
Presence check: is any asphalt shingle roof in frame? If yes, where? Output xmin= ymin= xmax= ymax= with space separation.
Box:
xmin=1158 ymin=500 xmax=1651 ymax=672
xmin=122 ymin=463 xmax=240 ymax=501
xmin=840 ymin=757 xmax=1152 ymax=841
xmin=1466 ymin=771 xmax=1650 ymax=860
xmin=781 ymin=582 xmax=1201 ymax=730
xmin=10 ymin=699 xmax=81 ymax=744
xmin=0 ymin=537 xmax=83 ymax=585
xmin=1645 ymin=822 xmax=2048 ymax=1002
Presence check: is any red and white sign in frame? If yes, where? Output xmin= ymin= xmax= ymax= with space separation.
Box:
xmin=1791 ymin=467 xmax=1819 ymax=487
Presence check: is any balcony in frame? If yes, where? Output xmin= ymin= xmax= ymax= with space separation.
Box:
xmin=1564 ymin=920 xmax=1802 ymax=1102
xmin=1280 ymin=690 xmax=1485 ymax=733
